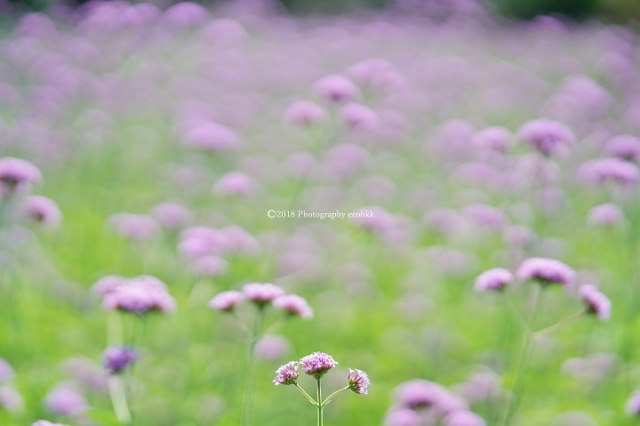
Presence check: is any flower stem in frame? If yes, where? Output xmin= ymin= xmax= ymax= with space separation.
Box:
xmin=316 ymin=379 xmax=323 ymax=426
xmin=294 ymin=383 xmax=318 ymax=406
xmin=321 ymin=387 xmax=349 ymax=407
xmin=108 ymin=375 xmax=131 ymax=425
xmin=241 ymin=308 xmax=264 ymax=426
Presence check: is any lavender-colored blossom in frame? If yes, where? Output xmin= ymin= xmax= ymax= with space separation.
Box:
xmin=314 ymin=75 xmax=360 ymax=103
xmin=44 ymin=385 xmax=88 ymax=416
xmin=22 ymin=195 xmax=62 ymax=227
xmin=0 ymin=358 xmax=14 ymax=383
xmin=214 ymin=172 xmax=255 ymax=197
xmin=0 ymin=157 xmax=41 ymax=193
xmin=471 ymin=126 xmax=512 ymax=152
xmin=242 ymin=283 xmax=285 ymax=307
xmin=605 ymin=134 xmax=640 ymax=162
xmin=284 ymin=100 xmax=328 ymax=125
xmin=444 ymin=410 xmax=487 ymax=426
xmin=273 ymin=361 xmax=299 ymax=386
xmin=516 ymin=257 xmax=575 ymax=286
xmin=347 ymin=369 xmax=370 ymax=394
xmin=150 ymin=202 xmax=191 ymax=229
xmin=109 ymin=213 xmax=159 ymax=241
xmin=191 ymin=256 xmax=229 ymax=277
xmin=102 ymin=346 xmax=137 ymax=374
xmin=208 ymin=290 xmax=245 ymax=312
xmin=577 ymin=157 xmax=640 ymax=186
xmin=0 ymin=386 xmax=23 ymax=412
xmin=179 ymin=226 xmax=230 ymax=258
xmin=300 ymin=352 xmax=338 ymax=379
xmin=384 ymin=408 xmax=422 ymax=426
xmin=32 ymin=421 xmax=69 ymax=426
xmin=340 ymin=103 xmax=379 ymax=131
xmin=474 ymin=268 xmax=513 ymax=292
xmin=626 ymin=391 xmax=640 ymax=415
xmin=102 ymin=275 xmax=175 ymax=314
xmin=463 ymin=204 xmax=506 ymax=232
xmin=588 ymin=203 xmax=623 ymax=226
xmin=394 ymin=379 xmax=448 ymax=409
xmin=273 ymin=294 xmax=313 ymax=319
xmin=352 ymin=206 xmax=395 ymax=234
xmin=180 ymin=121 xmax=240 ymax=152
xmin=579 ymin=285 xmax=611 ymax=320
xmin=517 ymin=118 xmax=575 ymax=156
xmin=254 ymin=335 xmax=291 ymax=361
xmin=91 ymin=275 xmax=126 ymax=297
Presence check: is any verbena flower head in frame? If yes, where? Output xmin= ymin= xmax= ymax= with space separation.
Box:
xmin=255 ymin=335 xmax=291 ymax=361
xmin=579 ymin=285 xmax=611 ymax=320
xmin=273 ymin=361 xmax=299 ymax=386
xmin=0 ymin=157 xmax=42 ymax=193
xmin=384 ymin=408 xmax=421 ymax=426
xmin=102 ymin=275 xmax=175 ymax=314
xmin=180 ymin=121 xmax=240 ymax=152
xmin=22 ymin=195 xmax=62 ymax=227
xmin=208 ymin=290 xmax=245 ymax=312
xmin=577 ymin=157 xmax=640 ymax=186
xmin=516 ymin=257 xmax=575 ymax=286
xmin=588 ymin=203 xmax=623 ymax=227
xmin=394 ymin=379 xmax=447 ymax=409
xmin=102 ymin=346 xmax=137 ymax=374
xmin=517 ymin=118 xmax=575 ymax=156
xmin=192 ymin=256 xmax=229 ymax=277
xmin=0 ymin=358 xmax=15 ymax=383
xmin=150 ymin=202 xmax=191 ymax=229
xmin=284 ymin=100 xmax=328 ymax=125
xmin=471 ymin=126 xmax=512 ymax=152
xmin=347 ymin=369 xmax=370 ymax=394
xmin=626 ymin=391 xmax=640 ymax=415
xmin=313 ymin=74 xmax=360 ymax=103
xmin=0 ymin=386 xmax=23 ymax=412
xmin=44 ymin=385 xmax=88 ymax=416
xmin=32 ymin=421 xmax=69 ymax=426
xmin=444 ymin=410 xmax=487 ymax=426
xmin=605 ymin=134 xmax=640 ymax=162
xmin=272 ymin=294 xmax=313 ymax=319
xmin=214 ymin=172 xmax=255 ymax=197
xmin=300 ymin=352 xmax=338 ymax=379
xmin=474 ymin=268 xmax=514 ymax=292
xmin=109 ymin=213 xmax=159 ymax=241
xmin=242 ymin=283 xmax=285 ymax=307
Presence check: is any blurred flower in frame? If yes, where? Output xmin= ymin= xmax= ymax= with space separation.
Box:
xmin=273 ymin=361 xmax=299 ymax=386
xmin=208 ymin=290 xmax=244 ymax=312
xmin=109 ymin=213 xmax=159 ymax=241
xmin=214 ymin=172 xmax=255 ymax=197
xmin=242 ymin=283 xmax=285 ymax=307
xmin=22 ymin=195 xmax=62 ymax=227
xmin=588 ymin=203 xmax=623 ymax=227
xmin=474 ymin=268 xmax=513 ymax=292
xmin=471 ymin=126 xmax=512 ymax=152
xmin=300 ymin=352 xmax=338 ymax=379
xmin=516 ymin=257 xmax=575 ymax=286
xmin=579 ymin=285 xmax=611 ymax=320
xmin=577 ymin=158 xmax=640 ymax=186
xmin=517 ymin=118 xmax=575 ymax=156
xmin=92 ymin=275 xmax=126 ymax=297
xmin=0 ymin=358 xmax=15 ymax=383
xmin=384 ymin=408 xmax=421 ymax=426
xmin=0 ymin=157 xmax=41 ymax=194
xmin=605 ymin=134 xmax=640 ymax=162
xmin=284 ymin=101 xmax=327 ymax=125
xmin=102 ymin=346 xmax=137 ymax=374
xmin=0 ymin=386 xmax=23 ymax=412
xmin=394 ymin=379 xmax=446 ymax=409
xmin=32 ymin=421 xmax=69 ymax=426
xmin=44 ymin=385 xmax=88 ymax=416
xmin=191 ymin=255 xmax=229 ymax=277
xmin=254 ymin=335 xmax=291 ymax=361
xmin=102 ymin=275 xmax=175 ymax=314
xmin=314 ymin=75 xmax=360 ymax=104
xmin=150 ymin=202 xmax=191 ymax=229
xmin=626 ymin=391 xmax=640 ymax=415
xmin=180 ymin=121 xmax=240 ymax=152
xmin=443 ymin=410 xmax=486 ymax=426
xmin=272 ymin=294 xmax=313 ymax=319
xmin=347 ymin=369 xmax=370 ymax=394
xmin=340 ymin=103 xmax=379 ymax=132
xmin=463 ymin=204 xmax=506 ymax=232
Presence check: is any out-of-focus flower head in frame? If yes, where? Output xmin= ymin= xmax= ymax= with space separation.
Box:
xmin=214 ymin=172 xmax=255 ymax=197
xmin=605 ymin=134 xmax=640 ymax=163
xmin=272 ymin=294 xmax=313 ymax=319
xmin=191 ymin=255 xmax=229 ymax=277
xmin=300 ymin=352 xmax=338 ymax=379
xmin=208 ymin=290 xmax=245 ymax=312
xmin=352 ymin=206 xmax=396 ymax=234
xmin=577 ymin=158 xmax=640 ymax=187
xmin=284 ymin=100 xmax=328 ymax=126
xmin=109 ymin=213 xmax=159 ymax=241
xmin=347 ymin=369 xmax=370 ymax=394
xmin=102 ymin=346 xmax=137 ymax=374
xmin=0 ymin=358 xmax=15 ymax=383
xmin=180 ymin=121 xmax=241 ymax=153
xmin=32 ymin=421 xmax=69 ymax=426
xmin=150 ymin=202 xmax=191 ymax=229
xmin=626 ymin=391 xmax=640 ymax=416
xmin=443 ymin=410 xmax=487 ymax=426
xmin=384 ymin=408 xmax=421 ymax=426
xmin=242 ymin=283 xmax=285 ymax=307
xmin=0 ymin=157 xmax=41 ymax=195
xmin=394 ymin=379 xmax=447 ymax=409
xmin=0 ymin=386 xmax=23 ymax=412
xmin=101 ymin=275 xmax=175 ymax=314
xmin=462 ymin=204 xmax=507 ymax=232
xmin=588 ymin=203 xmax=623 ymax=227
xmin=516 ymin=257 xmax=575 ymax=286
xmin=517 ymin=118 xmax=575 ymax=156
xmin=471 ymin=126 xmax=512 ymax=152
xmin=313 ymin=74 xmax=360 ymax=104
xmin=254 ymin=335 xmax=291 ymax=361
xmin=474 ymin=268 xmax=513 ymax=292
xmin=579 ymin=284 xmax=611 ymax=320
xmin=340 ymin=103 xmax=379 ymax=132
xmin=44 ymin=384 xmax=88 ymax=416
xmin=22 ymin=195 xmax=62 ymax=227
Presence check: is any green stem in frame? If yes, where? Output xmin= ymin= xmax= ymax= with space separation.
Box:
xmin=108 ymin=375 xmax=132 ymax=425
xmin=316 ymin=379 xmax=323 ymax=426
xmin=294 ymin=383 xmax=318 ymax=406
xmin=532 ymin=310 xmax=583 ymax=336
xmin=241 ymin=308 xmax=264 ymax=426
xmin=321 ymin=387 xmax=349 ymax=407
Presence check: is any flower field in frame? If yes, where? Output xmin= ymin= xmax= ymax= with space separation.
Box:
xmin=1 ymin=2 xmax=640 ymax=425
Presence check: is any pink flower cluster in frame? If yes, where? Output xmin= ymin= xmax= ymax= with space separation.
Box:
xmin=93 ymin=275 xmax=175 ymax=314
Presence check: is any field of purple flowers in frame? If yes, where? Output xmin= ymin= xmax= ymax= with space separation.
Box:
xmin=1 ymin=1 xmax=640 ymax=425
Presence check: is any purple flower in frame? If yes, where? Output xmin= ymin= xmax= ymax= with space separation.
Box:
xmin=347 ymin=369 xmax=370 ymax=394
xmin=577 ymin=158 xmax=640 ymax=186
xmin=474 ymin=268 xmax=514 ymax=292
xmin=284 ymin=100 xmax=328 ymax=125
xmin=0 ymin=358 xmax=15 ymax=383
xmin=444 ymin=410 xmax=487 ymax=426
xmin=272 ymin=294 xmax=313 ymax=319
xmin=384 ymin=408 xmax=421 ymax=426
xmin=92 ymin=275 xmax=126 ymax=297
xmin=517 ymin=118 xmax=575 ymax=156
xmin=150 ymin=202 xmax=191 ymax=229
xmin=340 ymin=103 xmax=379 ymax=132
xmin=254 ymin=335 xmax=291 ymax=361
xmin=0 ymin=157 xmax=42 ymax=194
xmin=394 ymin=379 xmax=447 ymax=409
xmin=180 ymin=121 xmax=240 ymax=152
xmin=300 ymin=352 xmax=338 ymax=379
xmin=579 ymin=285 xmax=611 ymax=320
xmin=273 ymin=361 xmax=299 ymax=386
xmin=22 ymin=195 xmax=62 ymax=227
xmin=588 ymin=203 xmax=623 ymax=227
xmin=462 ymin=204 xmax=506 ymax=232
xmin=352 ymin=206 xmax=396 ymax=234
xmin=191 ymin=256 xmax=229 ymax=277
xmin=214 ymin=172 xmax=255 ymax=197
xmin=102 ymin=275 xmax=175 ymax=314
xmin=471 ymin=126 xmax=512 ymax=152
xmin=242 ymin=283 xmax=285 ymax=307
xmin=0 ymin=386 xmax=23 ymax=412
xmin=605 ymin=134 xmax=640 ymax=162
xmin=102 ymin=346 xmax=137 ymax=374
xmin=208 ymin=290 xmax=245 ymax=312
xmin=314 ymin=74 xmax=360 ymax=103
xmin=626 ymin=391 xmax=640 ymax=415
xmin=44 ymin=385 xmax=88 ymax=416
xmin=32 ymin=421 xmax=69 ymax=426
xmin=109 ymin=213 xmax=159 ymax=241
xmin=516 ymin=257 xmax=575 ymax=286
